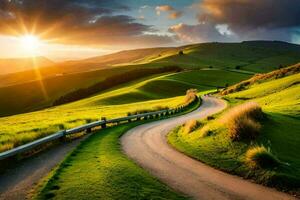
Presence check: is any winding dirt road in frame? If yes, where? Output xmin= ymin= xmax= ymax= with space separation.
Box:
xmin=122 ymin=96 xmax=296 ymax=200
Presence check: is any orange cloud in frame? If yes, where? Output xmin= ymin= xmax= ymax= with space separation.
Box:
xmin=155 ymin=5 xmax=182 ymax=19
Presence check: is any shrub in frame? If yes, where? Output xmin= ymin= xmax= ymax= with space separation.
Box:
xmin=245 ymin=145 xmax=280 ymax=169
xmin=220 ymin=102 xmax=263 ymax=140
xmin=183 ymin=119 xmax=200 ymax=134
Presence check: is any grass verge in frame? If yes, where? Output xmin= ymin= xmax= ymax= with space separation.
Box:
xmin=168 ymin=112 xmax=300 ymax=194
xmin=32 ymin=97 xmax=201 ymax=199
xmin=33 ymin=123 xmax=187 ymax=200
xmin=168 ymin=68 xmax=300 ymax=195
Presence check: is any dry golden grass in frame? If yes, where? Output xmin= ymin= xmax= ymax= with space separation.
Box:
xmin=184 ymin=89 xmax=198 ymax=105
xmin=220 ymin=102 xmax=263 ymax=140
xmin=198 ymin=125 xmax=213 ymax=138
xmin=245 ymin=145 xmax=280 ymax=168
xmin=221 ymin=63 xmax=300 ymax=95
xmin=183 ymin=119 xmax=200 ymax=134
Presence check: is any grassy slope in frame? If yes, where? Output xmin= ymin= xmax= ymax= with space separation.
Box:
xmin=0 ymin=66 xmax=163 ymax=116
xmin=0 ymin=69 xmax=249 ymax=152
xmin=97 ymin=69 xmax=250 ymax=105
xmin=33 ymin=122 xmax=188 ymax=200
xmin=33 ymin=99 xmax=201 ymax=200
xmin=149 ymin=41 xmax=300 ymax=72
xmin=168 ymin=72 xmax=300 ymax=191
xmin=1 ymin=41 xmax=299 ymax=116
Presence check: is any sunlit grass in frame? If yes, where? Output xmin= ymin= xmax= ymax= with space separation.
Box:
xmin=0 ymin=96 xmax=184 ymax=153
xmin=0 ymin=69 xmax=248 ymax=152
xmin=168 ymin=69 xmax=300 ymax=190
xmin=34 ymin=123 xmax=187 ymax=200
xmin=183 ymin=119 xmax=200 ymax=134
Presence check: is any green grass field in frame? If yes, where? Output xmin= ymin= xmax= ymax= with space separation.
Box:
xmin=97 ymin=69 xmax=250 ymax=105
xmin=33 ymin=123 xmax=187 ymax=200
xmin=1 ymin=41 xmax=300 ymax=116
xmin=0 ymin=69 xmax=249 ymax=152
xmin=33 ymin=100 xmax=202 ymax=200
xmin=168 ymin=71 xmax=300 ymax=192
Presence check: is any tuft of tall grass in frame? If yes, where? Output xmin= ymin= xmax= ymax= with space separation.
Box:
xmin=220 ymin=102 xmax=263 ymax=140
xmin=245 ymin=145 xmax=281 ymax=169
xmin=184 ymin=89 xmax=198 ymax=105
xmin=198 ymin=125 xmax=213 ymax=138
xmin=183 ymin=119 xmax=200 ymax=134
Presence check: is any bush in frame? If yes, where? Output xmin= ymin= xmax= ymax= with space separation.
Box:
xmin=220 ymin=102 xmax=263 ymax=140
xmin=245 ymin=145 xmax=280 ymax=169
xmin=183 ymin=119 xmax=200 ymax=134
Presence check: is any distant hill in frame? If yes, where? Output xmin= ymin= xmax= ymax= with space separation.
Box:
xmin=1 ymin=41 xmax=300 ymax=87
xmin=0 ymin=57 xmax=54 ymax=75
xmin=0 ymin=41 xmax=300 ymax=117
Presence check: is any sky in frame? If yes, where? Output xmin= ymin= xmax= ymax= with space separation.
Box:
xmin=0 ymin=0 xmax=299 ymax=61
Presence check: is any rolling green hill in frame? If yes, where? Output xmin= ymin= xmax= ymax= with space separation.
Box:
xmin=2 ymin=41 xmax=300 ymax=87
xmin=96 ymin=69 xmax=250 ymax=105
xmin=168 ymin=65 xmax=300 ymax=192
xmin=0 ymin=66 xmax=180 ymax=117
xmin=0 ymin=69 xmax=249 ymax=152
xmin=0 ymin=41 xmax=299 ymax=116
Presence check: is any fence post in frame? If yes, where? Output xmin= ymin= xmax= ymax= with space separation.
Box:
xmin=60 ymin=130 xmax=67 ymax=142
xmin=101 ymin=117 xmax=107 ymax=129
xmin=86 ymin=127 xmax=92 ymax=133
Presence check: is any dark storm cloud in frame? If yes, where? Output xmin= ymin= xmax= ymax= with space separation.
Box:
xmin=169 ymin=0 xmax=300 ymax=44
xmin=0 ymin=0 xmax=173 ymax=46
xmin=199 ymin=0 xmax=300 ymax=32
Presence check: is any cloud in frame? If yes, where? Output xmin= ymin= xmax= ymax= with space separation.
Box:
xmin=156 ymin=5 xmax=182 ymax=19
xmin=56 ymin=15 xmax=174 ymax=47
xmin=175 ymin=0 xmax=300 ymax=43
xmin=0 ymin=0 xmax=173 ymax=47
xmin=199 ymin=0 xmax=300 ymax=32
xmin=168 ymin=12 xmax=183 ymax=20
xmin=169 ymin=23 xmax=236 ymax=43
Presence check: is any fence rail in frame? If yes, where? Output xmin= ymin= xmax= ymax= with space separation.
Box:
xmin=0 ymin=96 xmax=200 ymax=161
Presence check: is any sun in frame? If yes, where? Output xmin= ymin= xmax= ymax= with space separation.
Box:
xmin=19 ymin=34 xmax=41 ymax=55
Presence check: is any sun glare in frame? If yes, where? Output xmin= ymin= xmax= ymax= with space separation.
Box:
xmin=19 ymin=35 xmax=41 ymax=55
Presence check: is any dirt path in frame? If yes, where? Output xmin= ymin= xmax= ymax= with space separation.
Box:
xmin=121 ymin=96 xmax=296 ymax=200
xmin=0 ymin=136 xmax=87 ymax=200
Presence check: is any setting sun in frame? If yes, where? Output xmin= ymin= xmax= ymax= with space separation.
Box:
xmin=19 ymin=35 xmax=41 ymax=55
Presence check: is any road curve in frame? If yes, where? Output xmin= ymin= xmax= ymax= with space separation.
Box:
xmin=121 ymin=96 xmax=296 ymax=200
